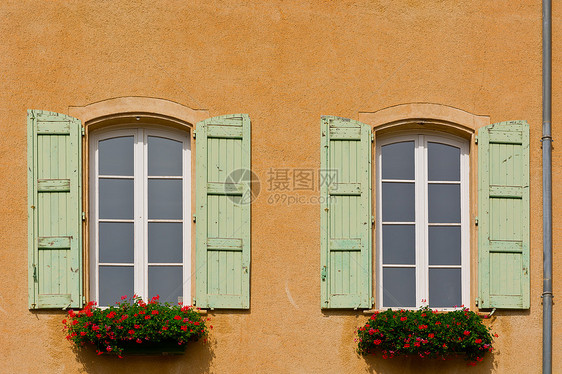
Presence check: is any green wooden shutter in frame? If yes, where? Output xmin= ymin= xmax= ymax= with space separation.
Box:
xmin=320 ymin=116 xmax=372 ymax=309
xmin=195 ymin=114 xmax=251 ymax=309
xmin=28 ymin=110 xmax=83 ymax=309
xmin=478 ymin=120 xmax=530 ymax=309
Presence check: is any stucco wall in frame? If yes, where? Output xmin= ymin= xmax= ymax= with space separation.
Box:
xmin=0 ymin=1 xmax=558 ymax=373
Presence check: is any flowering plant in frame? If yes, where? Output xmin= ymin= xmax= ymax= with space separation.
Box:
xmin=356 ymin=307 xmax=495 ymax=366
xmin=63 ymin=295 xmax=209 ymax=357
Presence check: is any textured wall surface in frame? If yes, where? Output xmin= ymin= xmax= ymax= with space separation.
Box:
xmin=0 ymin=1 xmax=559 ymax=373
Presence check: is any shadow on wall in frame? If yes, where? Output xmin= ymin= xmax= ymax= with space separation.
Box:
xmin=73 ymin=337 xmax=215 ymax=374
xmin=362 ymin=351 xmax=497 ymax=373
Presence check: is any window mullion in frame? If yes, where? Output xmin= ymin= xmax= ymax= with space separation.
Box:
xmin=133 ymin=129 xmax=144 ymax=300
xmin=416 ymin=135 xmax=429 ymax=308
xmin=183 ymin=131 xmax=191 ymax=305
xmin=142 ymin=129 xmax=149 ymax=301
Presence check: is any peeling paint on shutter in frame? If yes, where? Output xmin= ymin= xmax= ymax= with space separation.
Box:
xmin=321 ymin=116 xmax=372 ymax=309
xmin=28 ymin=110 xmax=83 ymax=309
xmin=478 ymin=120 xmax=530 ymax=309
xmin=195 ymin=114 xmax=251 ymax=309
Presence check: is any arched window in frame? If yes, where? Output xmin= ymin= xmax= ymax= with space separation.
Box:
xmin=376 ymin=132 xmax=469 ymax=309
xmin=28 ymin=103 xmax=252 ymax=310
xmin=89 ymin=125 xmax=191 ymax=306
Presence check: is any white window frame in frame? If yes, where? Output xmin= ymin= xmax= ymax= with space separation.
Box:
xmin=376 ymin=132 xmax=469 ymax=310
xmin=89 ymin=125 xmax=191 ymax=306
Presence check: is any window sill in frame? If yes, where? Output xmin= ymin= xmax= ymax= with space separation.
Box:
xmin=362 ymin=309 xmax=494 ymax=319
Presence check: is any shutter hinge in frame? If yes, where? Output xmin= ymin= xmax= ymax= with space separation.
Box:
xmin=82 ymin=212 xmax=86 ymax=221
xmin=371 ymin=297 xmax=375 ymax=307
xmin=192 ymin=298 xmax=196 ymax=306
xmin=321 ymin=266 xmax=327 ymax=281
xmin=474 ymin=135 xmax=478 ymax=144
xmin=371 ymin=215 xmax=375 ymax=226
xmin=192 ymin=130 xmax=196 ymax=139
xmin=81 ymin=127 xmax=85 ymax=136
xmin=193 ymin=214 xmax=196 ymax=223
xmin=475 ymin=298 xmax=479 ymax=307
xmin=33 ymin=264 xmax=37 ymax=283
xmin=371 ymin=133 xmax=374 ymax=142
xmin=82 ymin=296 xmax=86 ymax=304
xmin=475 ymin=216 xmax=478 ymax=226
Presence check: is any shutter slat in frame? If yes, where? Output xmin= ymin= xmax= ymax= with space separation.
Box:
xmin=196 ymin=114 xmax=251 ymax=309
xmin=478 ymin=120 xmax=529 ymax=309
xmin=321 ymin=116 xmax=372 ymax=309
xmin=28 ymin=110 xmax=83 ymax=309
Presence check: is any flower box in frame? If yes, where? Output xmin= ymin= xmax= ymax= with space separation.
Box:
xmin=356 ymin=307 xmax=495 ymax=366
xmin=108 ymin=340 xmax=187 ymax=356
xmin=64 ymin=295 xmax=209 ymax=357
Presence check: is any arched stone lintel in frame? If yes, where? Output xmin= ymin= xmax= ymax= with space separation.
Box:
xmin=359 ymin=103 xmax=490 ymax=139
xmin=68 ymin=96 xmax=210 ymax=130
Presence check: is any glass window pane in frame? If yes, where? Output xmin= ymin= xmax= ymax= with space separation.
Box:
xmin=148 ymin=179 xmax=182 ymax=219
xmin=429 ymin=226 xmax=461 ymax=266
xmin=148 ymin=136 xmax=183 ymax=176
xmin=429 ymin=268 xmax=461 ymax=308
xmin=428 ymin=142 xmax=460 ymax=181
xmin=98 ymin=136 xmax=134 ymax=176
xmin=382 ymin=182 xmax=415 ymax=222
xmin=381 ymin=141 xmax=415 ymax=180
xmin=428 ymin=184 xmax=460 ymax=223
xmin=148 ymin=223 xmax=183 ymax=263
xmin=148 ymin=266 xmax=183 ymax=305
xmin=99 ymin=266 xmax=133 ymax=307
xmin=382 ymin=224 xmax=415 ymax=265
xmin=99 ymin=222 xmax=134 ymax=263
xmin=99 ymin=179 xmax=134 ymax=219
xmin=383 ymin=267 xmax=416 ymax=308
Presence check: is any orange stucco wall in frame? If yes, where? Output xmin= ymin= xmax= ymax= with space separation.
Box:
xmin=0 ymin=1 xmax=559 ymax=373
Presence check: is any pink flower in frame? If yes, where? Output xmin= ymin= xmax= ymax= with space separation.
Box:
xmin=463 ymin=330 xmax=471 ymax=336
xmin=475 ymin=338 xmax=482 ymax=344
xmin=121 ymin=295 xmax=127 ymax=300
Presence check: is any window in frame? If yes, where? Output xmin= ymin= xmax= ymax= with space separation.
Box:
xmin=376 ymin=133 xmax=469 ymax=309
xmin=89 ymin=126 xmax=191 ymax=306
xmin=321 ymin=114 xmax=530 ymax=310
xmin=28 ymin=108 xmax=252 ymax=310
